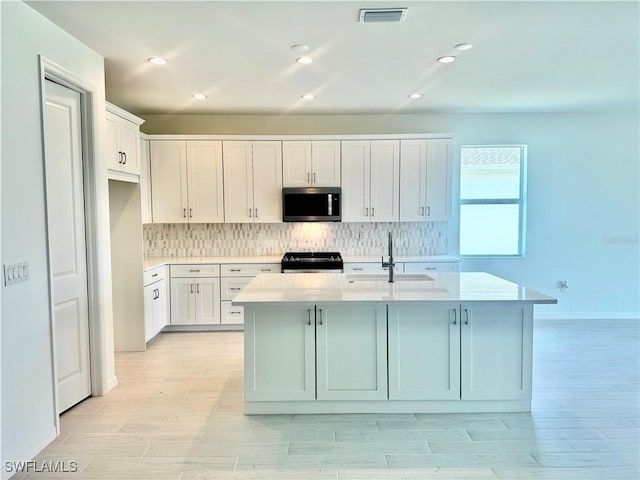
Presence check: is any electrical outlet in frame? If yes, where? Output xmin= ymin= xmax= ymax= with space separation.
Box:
xmin=3 ymin=262 xmax=30 ymax=286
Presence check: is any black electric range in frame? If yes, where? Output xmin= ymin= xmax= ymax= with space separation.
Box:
xmin=281 ymin=252 xmax=344 ymax=273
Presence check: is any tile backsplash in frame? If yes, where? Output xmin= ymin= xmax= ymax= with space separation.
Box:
xmin=143 ymin=222 xmax=449 ymax=257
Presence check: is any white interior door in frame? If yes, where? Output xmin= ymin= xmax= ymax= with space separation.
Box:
xmin=43 ymin=80 xmax=91 ymax=413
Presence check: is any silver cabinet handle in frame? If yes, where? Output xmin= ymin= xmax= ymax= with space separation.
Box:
xmin=318 ymin=308 xmax=323 ymax=325
xmin=452 ymin=309 xmax=457 ymax=325
xmin=190 ymin=283 xmax=194 ymax=294
xmin=189 ymin=269 xmax=200 ymax=273
xmin=254 ymin=208 xmax=258 ymax=218
xmin=230 ymin=310 xmax=242 ymax=315
xmin=230 ymin=287 xmax=241 ymax=291
xmin=352 ymin=268 xmax=364 ymax=271
xmin=152 ymin=273 xmax=158 ymax=277
xmin=313 ymin=172 xmax=317 ymax=183
xmin=425 ymin=267 xmax=437 ymax=271
xmin=307 ymin=172 xmax=310 ymax=183
xmin=307 ymin=308 xmax=312 ymax=326
xmin=427 ymin=206 xmax=431 ymax=216
xmin=371 ymin=207 xmax=375 ymax=217
xmin=118 ymin=152 xmax=123 ymax=164
xmin=122 ymin=152 xmax=127 ymax=165
xmin=229 ymin=269 xmax=241 ymax=272
xmin=196 ymin=283 xmax=200 ymax=294
xmin=464 ymin=308 xmax=470 ymax=325
xmin=189 ymin=208 xmax=193 ymax=218
xmin=421 ymin=206 xmax=425 ymax=216
xmin=365 ymin=207 xmax=369 ymax=217
xmin=260 ymin=268 xmax=271 ymax=272
xmin=248 ymin=208 xmax=252 ymax=218
xmin=183 ymin=208 xmax=187 ymax=218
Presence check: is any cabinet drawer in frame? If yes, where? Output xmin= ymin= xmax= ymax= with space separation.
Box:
xmin=220 ymin=277 xmax=253 ymax=301
xmin=404 ymin=262 xmax=459 ymax=273
xmin=144 ymin=265 xmax=167 ymax=286
xmin=171 ymin=264 xmax=220 ymax=277
xmin=344 ymin=262 xmax=404 ymax=273
xmin=221 ymin=263 xmax=280 ymax=276
xmin=221 ymin=301 xmax=244 ymax=325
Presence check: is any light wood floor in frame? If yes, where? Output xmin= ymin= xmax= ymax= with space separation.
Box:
xmin=23 ymin=319 xmax=640 ymax=479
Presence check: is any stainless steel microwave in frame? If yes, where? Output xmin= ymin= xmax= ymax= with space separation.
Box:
xmin=282 ymin=187 xmax=341 ymax=222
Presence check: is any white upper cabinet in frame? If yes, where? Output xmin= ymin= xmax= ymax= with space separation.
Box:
xmin=105 ymin=103 xmax=144 ymax=181
xmin=150 ymin=140 xmax=224 ymax=223
xmin=400 ymin=138 xmax=452 ymax=222
xmin=224 ymin=141 xmax=282 ymax=223
xmin=341 ymin=140 xmax=399 ymax=222
xmin=283 ymin=140 xmax=340 ymax=187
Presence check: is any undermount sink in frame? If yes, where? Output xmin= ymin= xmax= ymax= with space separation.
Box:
xmin=345 ymin=273 xmax=434 ymax=283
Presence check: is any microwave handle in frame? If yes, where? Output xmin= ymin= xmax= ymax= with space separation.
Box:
xmin=328 ymin=194 xmax=332 ymax=215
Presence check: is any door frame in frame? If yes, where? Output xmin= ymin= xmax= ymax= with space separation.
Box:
xmin=39 ymin=57 xmax=109 ymax=428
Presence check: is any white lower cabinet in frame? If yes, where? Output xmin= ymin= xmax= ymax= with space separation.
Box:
xmin=221 ymin=263 xmax=280 ymax=325
xmin=388 ymin=304 xmax=460 ymax=400
xmin=461 ymin=303 xmax=533 ymax=401
xmin=245 ymin=303 xmax=387 ymax=402
xmin=388 ymin=302 xmax=533 ymax=402
xmin=316 ymin=304 xmax=387 ymax=401
xmin=143 ymin=265 xmax=169 ymax=342
xmin=244 ymin=305 xmax=316 ymax=401
xmin=170 ymin=264 xmax=221 ymax=325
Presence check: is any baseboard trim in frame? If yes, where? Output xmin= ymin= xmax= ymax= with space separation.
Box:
xmin=2 ymin=428 xmax=58 ymax=480
xmin=106 ymin=375 xmax=118 ymax=392
xmin=535 ymin=312 xmax=640 ymax=320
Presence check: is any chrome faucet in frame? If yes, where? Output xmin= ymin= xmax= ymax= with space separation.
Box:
xmin=381 ymin=231 xmax=395 ymax=283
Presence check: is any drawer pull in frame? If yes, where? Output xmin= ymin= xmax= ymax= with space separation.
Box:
xmin=230 ymin=310 xmax=242 ymax=315
xmin=229 ymin=269 xmax=242 ymax=272
xmin=189 ymin=269 xmax=201 ymax=273
xmin=230 ymin=287 xmax=241 ymax=291
xmin=352 ymin=268 xmax=364 ymax=271
xmin=152 ymin=273 xmax=158 ymax=277
xmin=425 ymin=267 xmax=437 ymax=271
xmin=260 ymin=268 xmax=271 ymax=272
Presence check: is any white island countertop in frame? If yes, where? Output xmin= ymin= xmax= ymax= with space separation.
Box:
xmin=233 ymin=272 xmax=557 ymax=305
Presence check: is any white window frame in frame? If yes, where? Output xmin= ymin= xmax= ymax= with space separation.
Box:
xmin=460 ymin=144 xmax=527 ymax=258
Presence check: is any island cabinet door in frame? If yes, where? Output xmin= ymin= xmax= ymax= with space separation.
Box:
xmin=460 ymin=303 xmax=533 ymax=401
xmin=315 ymin=304 xmax=387 ymax=401
xmin=388 ymin=304 xmax=460 ymax=400
xmin=244 ymin=305 xmax=316 ymax=402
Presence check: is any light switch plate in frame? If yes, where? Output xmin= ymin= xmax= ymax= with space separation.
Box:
xmin=3 ymin=262 xmax=30 ymax=286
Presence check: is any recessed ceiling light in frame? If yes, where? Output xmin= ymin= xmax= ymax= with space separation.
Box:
xmin=437 ymin=55 xmax=457 ymax=64
xmin=455 ymin=43 xmax=473 ymax=51
xmin=192 ymin=93 xmax=207 ymax=100
xmin=301 ymin=94 xmax=315 ymax=100
xmin=408 ymin=93 xmax=423 ymax=99
xmin=291 ymin=44 xmax=309 ymax=52
xmin=148 ymin=57 xmax=167 ymax=65
xmin=296 ymin=56 xmax=314 ymax=65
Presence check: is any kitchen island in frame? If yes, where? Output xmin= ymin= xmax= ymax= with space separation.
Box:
xmin=233 ymin=272 xmax=556 ymax=414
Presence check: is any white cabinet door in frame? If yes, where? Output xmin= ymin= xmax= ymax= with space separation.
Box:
xmin=426 ymin=138 xmax=452 ymax=221
xmin=461 ymin=303 xmax=533 ymax=401
xmin=252 ymin=141 xmax=282 ymax=223
xmin=388 ymin=304 xmax=460 ymax=400
xmin=400 ymin=139 xmax=427 ymax=221
xmin=316 ymin=304 xmax=387 ymax=401
xmin=118 ymin=119 xmax=140 ymax=175
xmin=170 ymin=278 xmax=196 ymax=325
xmin=150 ymin=141 xmax=188 ymax=223
xmin=341 ymin=141 xmax=371 ymax=222
xmin=312 ymin=140 xmax=341 ymax=187
xmin=140 ymin=139 xmax=152 ymax=223
xmin=194 ymin=278 xmax=221 ymax=324
xmin=187 ymin=141 xmax=224 ymax=223
xmin=143 ymin=284 xmax=155 ymax=342
xmin=282 ymin=140 xmax=312 ymax=187
xmin=105 ymin=112 xmax=121 ymax=171
xmin=153 ymin=279 xmax=168 ymax=333
xmin=370 ymin=140 xmax=400 ymax=222
xmin=244 ymin=305 xmax=316 ymax=401
xmin=221 ymin=300 xmax=244 ymax=325
xmin=223 ymin=141 xmax=254 ymax=222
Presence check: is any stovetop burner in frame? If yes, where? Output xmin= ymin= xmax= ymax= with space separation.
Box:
xmin=281 ymin=252 xmax=343 ymax=272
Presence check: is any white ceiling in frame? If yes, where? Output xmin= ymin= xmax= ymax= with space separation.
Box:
xmin=27 ymin=1 xmax=639 ymax=116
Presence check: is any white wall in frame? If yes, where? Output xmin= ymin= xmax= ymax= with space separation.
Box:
xmin=1 ymin=2 xmax=115 ymax=471
xmin=142 ymin=111 xmax=639 ymax=319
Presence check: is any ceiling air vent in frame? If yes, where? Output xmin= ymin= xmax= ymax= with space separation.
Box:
xmin=359 ymin=8 xmax=408 ymax=23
